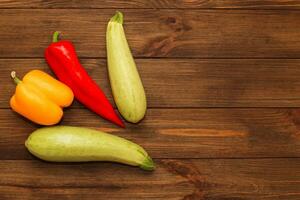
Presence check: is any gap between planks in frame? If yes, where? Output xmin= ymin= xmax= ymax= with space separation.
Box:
xmin=3 ymin=157 xmax=300 ymax=161
xmin=1 ymin=8 xmax=300 ymax=10
xmin=4 ymin=57 xmax=300 ymax=59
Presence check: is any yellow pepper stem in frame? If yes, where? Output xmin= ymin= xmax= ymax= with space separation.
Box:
xmin=11 ymin=71 xmax=21 ymax=85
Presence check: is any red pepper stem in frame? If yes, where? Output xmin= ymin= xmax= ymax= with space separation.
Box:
xmin=11 ymin=71 xmax=21 ymax=85
xmin=52 ymin=31 xmax=60 ymax=43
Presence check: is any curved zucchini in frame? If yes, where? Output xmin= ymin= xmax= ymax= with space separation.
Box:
xmin=25 ymin=126 xmax=155 ymax=171
xmin=106 ymin=11 xmax=147 ymax=123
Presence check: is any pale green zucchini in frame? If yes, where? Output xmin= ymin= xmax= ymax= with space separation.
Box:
xmin=106 ymin=11 xmax=147 ymax=123
xmin=25 ymin=126 xmax=155 ymax=170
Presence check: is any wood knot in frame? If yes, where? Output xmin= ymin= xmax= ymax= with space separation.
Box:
xmin=165 ymin=17 xmax=177 ymax=24
xmin=162 ymin=160 xmax=209 ymax=200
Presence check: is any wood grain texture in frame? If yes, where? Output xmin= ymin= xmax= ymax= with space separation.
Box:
xmin=0 ymin=159 xmax=299 ymax=199
xmin=1 ymin=9 xmax=300 ymax=58
xmin=1 ymin=0 xmax=300 ymax=9
xmin=3 ymin=59 xmax=300 ymax=108
xmin=1 ymin=108 xmax=300 ymax=159
xmin=1 ymin=2 xmax=299 ymax=199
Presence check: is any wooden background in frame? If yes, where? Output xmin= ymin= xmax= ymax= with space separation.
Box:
xmin=1 ymin=0 xmax=300 ymax=199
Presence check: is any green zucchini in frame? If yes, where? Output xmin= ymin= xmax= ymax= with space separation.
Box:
xmin=25 ymin=126 xmax=155 ymax=170
xmin=106 ymin=11 xmax=147 ymax=123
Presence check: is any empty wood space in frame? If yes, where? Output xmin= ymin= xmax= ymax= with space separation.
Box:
xmin=1 ymin=9 xmax=300 ymax=58
xmin=1 ymin=1 xmax=300 ymax=199
xmin=1 ymin=159 xmax=300 ymax=200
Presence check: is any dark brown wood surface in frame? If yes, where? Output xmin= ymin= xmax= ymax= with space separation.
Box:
xmin=1 ymin=159 xmax=300 ymax=200
xmin=1 ymin=1 xmax=300 ymax=199
xmin=1 ymin=9 xmax=300 ymax=58
xmin=1 ymin=0 xmax=300 ymax=9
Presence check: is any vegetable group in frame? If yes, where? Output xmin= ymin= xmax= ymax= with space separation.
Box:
xmin=25 ymin=126 xmax=155 ymax=170
xmin=45 ymin=32 xmax=124 ymax=127
xmin=10 ymin=70 xmax=74 ymax=125
xmin=107 ymin=11 xmax=147 ymax=123
xmin=9 ymin=11 xmax=152 ymax=171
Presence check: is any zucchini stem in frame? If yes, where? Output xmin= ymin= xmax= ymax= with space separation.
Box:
xmin=110 ymin=11 xmax=123 ymax=24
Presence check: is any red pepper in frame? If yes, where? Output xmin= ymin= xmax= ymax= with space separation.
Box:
xmin=45 ymin=31 xmax=124 ymax=127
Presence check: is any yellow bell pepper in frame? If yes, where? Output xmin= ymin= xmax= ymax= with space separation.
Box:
xmin=10 ymin=70 xmax=74 ymax=125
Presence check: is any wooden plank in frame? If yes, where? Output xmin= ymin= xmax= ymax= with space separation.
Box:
xmin=1 ymin=9 xmax=300 ymax=58
xmin=0 ymin=159 xmax=299 ymax=199
xmin=2 ymin=58 xmax=300 ymax=108
xmin=1 ymin=108 xmax=300 ymax=159
xmin=1 ymin=0 xmax=300 ymax=9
